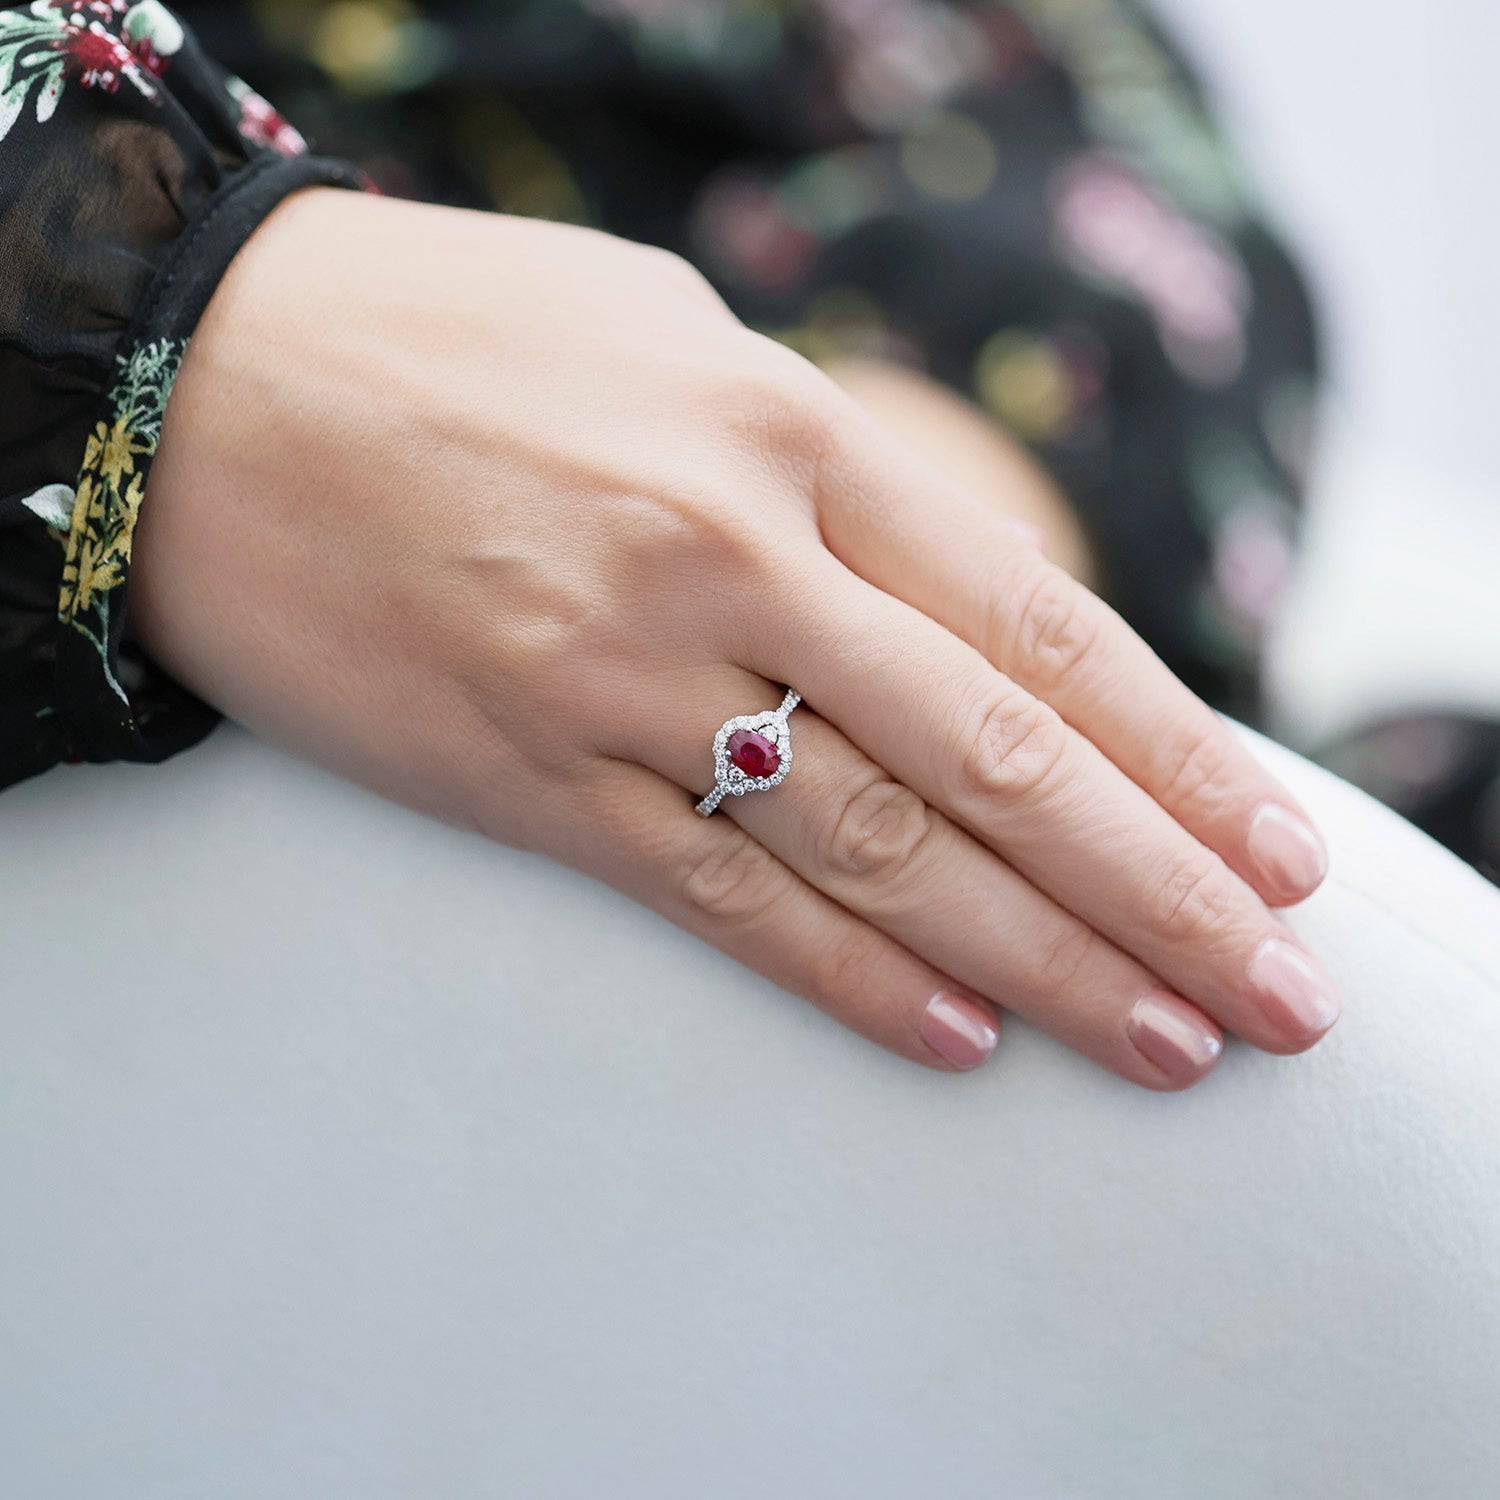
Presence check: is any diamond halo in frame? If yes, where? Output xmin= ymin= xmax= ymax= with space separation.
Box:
xmin=695 ymin=688 xmax=801 ymax=816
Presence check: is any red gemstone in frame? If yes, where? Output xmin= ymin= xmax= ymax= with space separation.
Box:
xmin=727 ymin=728 xmax=779 ymax=778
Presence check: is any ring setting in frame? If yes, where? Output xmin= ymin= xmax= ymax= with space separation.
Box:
xmin=695 ymin=688 xmax=801 ymax=817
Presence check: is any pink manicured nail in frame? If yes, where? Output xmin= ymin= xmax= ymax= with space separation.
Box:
xmin=921 ymin=991 xmax=999 ymax=1070
xmin=1126 ymin=994 xmax=1223 ymax=1084
xmin=1247 ymin=803 xmax=1328 ymax=902
xmin=1247 ymin=937 xmax=1341 ymax=1039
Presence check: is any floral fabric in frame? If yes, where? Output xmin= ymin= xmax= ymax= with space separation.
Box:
xmin=0 ymin=0 xmax=360 ymax=785
xmin=0 ymin=0 xmax=1320 ymax=797
xmin=3 ymin=1 xmax=1489 ymax=878
xmin=40 ymin=339 xmax=183 ymax=695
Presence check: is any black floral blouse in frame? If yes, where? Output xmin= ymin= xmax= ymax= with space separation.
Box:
xmin=1 ymin=1 xmax=1488 ymax=876
xmin=0 ymin=0 xmax=361 ymax=785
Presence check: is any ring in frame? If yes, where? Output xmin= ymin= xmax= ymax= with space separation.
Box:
xmin=695 ymin=687 xmax=802 ymax=817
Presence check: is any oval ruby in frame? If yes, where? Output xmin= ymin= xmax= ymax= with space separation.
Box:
xmin=727 ymin=728 xmax=779 ymax=778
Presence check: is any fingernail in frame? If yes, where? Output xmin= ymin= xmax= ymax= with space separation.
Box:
xmin=1247 ymin=937 xmax=1341 ymax=1039
xmin=1126 ymin=994 xmax=1223 ymax=1084
xmin=1247 ymin=803 xmax=1328 ymax=902
xmin=921 ymin=991 xmax=999 ymax=1071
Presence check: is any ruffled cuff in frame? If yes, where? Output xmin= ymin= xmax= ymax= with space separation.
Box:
xmin=0 ymin=2 xmax=364 ymax=789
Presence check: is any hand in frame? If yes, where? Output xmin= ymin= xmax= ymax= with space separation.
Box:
xmin=819 ymin=355 xmax=1099 ymax=587
xmin=131 ymin=188 xmax=1336 ymax=1088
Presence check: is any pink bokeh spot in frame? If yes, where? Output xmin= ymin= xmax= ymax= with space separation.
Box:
xmin=1213 ymin=507 xmax=1293 ymax=626
xmin=692 ymin=175 xmax=815 ymax=290
xmin=1053 ymin=156 xmax=1249 ymax=385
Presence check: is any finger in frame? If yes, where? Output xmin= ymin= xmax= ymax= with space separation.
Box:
xmin=751 ymin=567 xmax=1340 ymax=1057
xmin=570 ymin=758 xmax=1003 ymax=1073
xmin=626 ymin=674 xmax=1222 ymax=1090
xmin=812 ymin=417 xmax=1329 ymax=906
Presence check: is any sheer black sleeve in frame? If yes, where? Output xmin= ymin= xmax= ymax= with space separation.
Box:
xmin=0 ymin=1 xmax=361 ymax=790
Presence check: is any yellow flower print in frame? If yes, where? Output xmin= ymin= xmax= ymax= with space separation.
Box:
xmin=66 ymin=472 xmax=96 ymax=536
xmin=57 ymin=474 xmax=96 ymax=620
xmin=64 ymin=530 xmax=125 ymax=619
xmin=53 ymin=337 xmax=185 ymax=666
xmin=97 ymin=414 xmax=148 ymax=493
xmin=118 ymin=471 xmax=146 ymax=554
xmin=58 ymin=421 xmax=148 ymax=621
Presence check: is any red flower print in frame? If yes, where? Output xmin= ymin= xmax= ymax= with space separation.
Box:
xmin=54 ymin=1 xmax=128 ymax=18
xmin=129 ymin=36 xmax=167 ymax=78
xmin=52 ymin=8 xmax=170 ymax=97
xmin=230 ymin=81 xmax=307 ymax=157
xmin=58 ymin=21 xmax=135 ymax=92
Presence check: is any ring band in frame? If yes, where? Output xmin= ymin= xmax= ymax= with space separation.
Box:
xmin=695 ymin=687 xmax=802 ymax=816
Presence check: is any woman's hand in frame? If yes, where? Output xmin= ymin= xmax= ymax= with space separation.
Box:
xmin=131 ymin=189 xmax=1335 ymax=1087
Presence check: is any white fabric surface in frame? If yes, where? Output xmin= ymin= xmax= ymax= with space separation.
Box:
xmin=2 ymin=724 xmax=1498 ymax=1499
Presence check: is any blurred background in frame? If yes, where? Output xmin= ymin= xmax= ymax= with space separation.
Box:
xmin=1156 ymin=0 xmax=1500 ymax=876
xmin=176 ymin=0 xmax=1500 ymax=880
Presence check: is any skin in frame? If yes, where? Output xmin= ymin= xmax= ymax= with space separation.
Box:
xmin=130 ymin=188 xmax=1336 ymax=1088
xmin=822 ymin=356 xmax=1098 ymax=588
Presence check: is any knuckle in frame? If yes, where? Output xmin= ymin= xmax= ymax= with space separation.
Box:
xmin=1030 ymin=923 xmax=1101 ymax=1003
xmin=637 ymin=243 xmax=717 ymax=300
xmin=959 ymin=687 xmax=1071 ymax=805
xmin=1158 ymin=720 xmax=1235 ymax=817
xmin=731 ymin=345 xmax=853 ymax=483
xmin=1003 ymin=566 xmax=1100 ymax=688
xmin=806 ymin=928 xmax=883 ymax=1011
xmin=1150 ymin=859 xmax=1240 ymax=949
xmin=679 ymin=835 xmax=784 ymax=926
xmin=820 ymin=775 xmax=934 ymax=887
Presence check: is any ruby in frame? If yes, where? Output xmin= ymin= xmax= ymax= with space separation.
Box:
xmin=727 ymin=728 xmax=779 ymax=778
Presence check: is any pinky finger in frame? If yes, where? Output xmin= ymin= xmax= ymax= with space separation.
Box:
xmin=574 ymin=760 xmax=1003 ymax=1073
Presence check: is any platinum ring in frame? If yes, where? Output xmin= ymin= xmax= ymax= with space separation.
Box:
xmin=695 ymin=687 xmax=802 ymax=816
